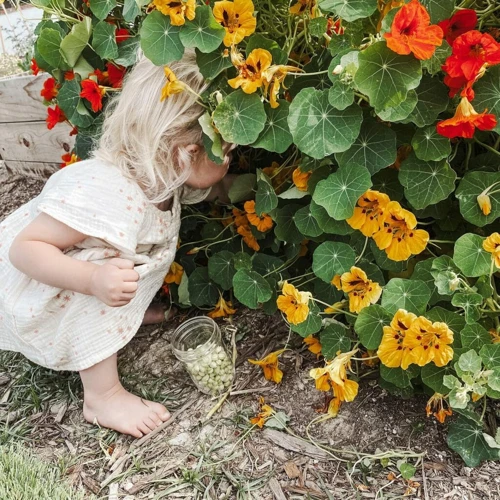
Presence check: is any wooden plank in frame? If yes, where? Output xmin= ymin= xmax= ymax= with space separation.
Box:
xmin=0 ymin=120 xmax=75 ymax=163
xmin=0 ymin=159 xmax=60 ymax=179
xmin=0 ymin=74 xmax=50 ymax=123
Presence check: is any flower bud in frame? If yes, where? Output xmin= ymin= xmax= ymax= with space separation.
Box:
xmin=477 ymin=193 xmax=492 ymax=216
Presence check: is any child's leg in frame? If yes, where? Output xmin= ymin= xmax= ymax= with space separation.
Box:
xmin=80 ymin=353 xmax=170 ymax=438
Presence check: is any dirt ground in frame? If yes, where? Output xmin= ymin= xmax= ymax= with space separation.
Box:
xmin=1 ymin=166 xmax=500 ymax=499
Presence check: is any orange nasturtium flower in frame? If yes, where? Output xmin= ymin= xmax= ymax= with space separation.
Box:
xmin=237 ymin=225 xmax=260 ymax=251
xmin=490 ymin=329 xmax=500 ymax=344
xmin=276 ymin=281 xmax=312 ymax=325
xmin=377 ymin=309 xmax=417 ymax=369
xmin=164 ymin=261 xmax=184 ymax=285
xmin=208 ymin=296 xmax=237 ymax=318
xmin=160 ymin=66 xmax=185 ymax=101
xmin=250 ymin=397 xmax=275 ymax=427
xmin=292 ymin=168 xmax=312 ymax=192
xmin=289 ymin=0 xmax=319 ymax=18
xmin=80 ymin=79 xmax=106 ymax=112
xmin=60 ymin=153 xmax=80 ymax=168
xmin=332 ymin=266 xmax=383 ymax=314
xmin=248 ymin=348 xmax=286 ymax=383
xmin=40 ymin=77 xmax=59 ymax=101
xmin=153 ymin=0 xmax=195 ymax=25
xmin=244 ymin=200 xmax=273 ymax=232
xmin=228 ymin=47 xmax=273 ymax=94
xmin=303 ymin=335 xmax=322 ymax=357
xmin=426 ymin=393 xmax=452 ymax=424
xmin=347 ymin=190 xmax=391 ymax=237
xmin=213 ymin=0 xmax=257 ymax=47
xmin=483 ymin=232 xmax=500 ymax=269
xmin=384 ymin=0 xmax=443 ymax=60
xmin=404 ymin=317 xmax=454 ymax=367
xmin=436 ymin=97 xmax=497 ymax=139
xmin=373 ymin=201 xmax=429 ymax=261
xmin=46 ymin=105 xmax=66 ymax=130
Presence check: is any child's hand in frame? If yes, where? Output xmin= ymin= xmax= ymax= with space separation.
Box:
xmin=89 ymin=258 xmax=139 ymax=307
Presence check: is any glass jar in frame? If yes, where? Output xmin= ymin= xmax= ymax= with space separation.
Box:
xmin=171 ymin=316 xmax=234 ymax=396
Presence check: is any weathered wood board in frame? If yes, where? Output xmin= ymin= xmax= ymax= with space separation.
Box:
xmin=0 ymin=73 xmax=75 ymax=178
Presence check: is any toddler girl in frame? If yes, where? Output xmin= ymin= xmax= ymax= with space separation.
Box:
xmin=0 ymin=50 xmax=234 ymax=438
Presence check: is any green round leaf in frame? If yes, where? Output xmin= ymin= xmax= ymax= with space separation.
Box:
xmin=452 ymin=292 xmax=483 ymax=324
xmin=411 ymin=126 xmax=452 ymax=161
xmin=89 ymin=0 xmax=117 ymax=20
xmin=381 ymin=278 xmax=431 ymax=315
xmin=312 ymin=241 xmax=356 ymax=283
xmin=37 ymin=28 xmax=67 ymax=69
xmin=380 ymin=364 xmax=420 ymax=388
xmin=92 ymin=21 xmax=119 ymax=60
xmin=420 ymin=0 xmax=455 ymax=24
xmin=310 ymin=200 xmax=354 ymax=235
xmin=252 ymin=254 xmax=284 ymax=277
xmin=213 ymin=90 xmax=267 ymax=145
xmin=187 ymin=267 xmax=219 ymax=307
xmin=398 ymin=152 xmax=456 ymax=210
xmin=426 ymin=307 xmax=466 ymax=339
xmin=123 ymin=0 xmax=140 ymax=22
xmin=335 ymin=120 xmax=397 ymax=175
xmin=60 ymin=17 xmax=92 ymax=67
xmin=371 ymin=168 xmax=404 ymax=201
xmin=421 ymin=363 xmax=456 ymax=393
xmin=461 ymin=324 xmax=491 ymax=351
xmin=246 ymin=34 xmax=288 ymax=65
xmin=319 ymin=0 xmax=378 ymax=22
xmin=115 ymin=36 xmax=140 ymax=66
xmin=376 ymin=90 xmax=418 ymax=121
xmin=233 ymin=269 xmax=272 ymax=309
xmin=196 ymin=44 xmax=233 ymax=79
xmin=480 ymin=344 xmax=500 ymax=369
xmin=447 ymin=417 xmax=499 ymax=467
xmin=255 ymin=171 xmax=278 ymax=215
xmin=228 ymin=173 xmax=256 ymax=203
xmin=403 ymin=75 xmax=449 ymax=128
xmin=354 ymin=304 xmax=392 ymax=350
xmin=456 ymin=172 xmax=500 ymax=227
xmin=274 ymin=204 xmax=305 ymax=244
xmin=294 ymin=204 xmax=323 ymax=237
xmin=140 ymin=11 xmax=184 ymax=66
xmin=288 ymin=88 xmax=363 ymax=159
xmin=320 ymin=324 xmax=352 ymax=360
xmin=354 ymin=42 xmax=422 ymax=111
xmin=251 ymin=101 xmax=293 ymax=153
xmin=328 ymin=79 xmax=354 ymax=110
xmin=313 ymin=165 xmax=372 ymax=220
xmin=474 ymin=66 xmax=500 ymax=134
xmin=290 ymin=303 xmax=322 ymax=336
xmin=208 ymin=251 xmax=236 ymax=291
xmin=454 ymin=234 xmax=492 ymax=278
xmin=179 ymin=5 xmax=225 ymax=53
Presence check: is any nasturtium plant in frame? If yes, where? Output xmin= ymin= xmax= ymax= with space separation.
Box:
xmin=32 ymin=0 xmax=500 ymax=466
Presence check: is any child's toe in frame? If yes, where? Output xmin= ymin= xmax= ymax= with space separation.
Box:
xmin=149 ymin=412 xmax=163 ymax=426
xmin=150 ymin=402 xmax=170 ymax=420
xmin=137 ymin=421 xmax=152 ymax=435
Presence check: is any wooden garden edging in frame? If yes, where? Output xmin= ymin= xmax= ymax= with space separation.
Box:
xmin=0 ymin=72 xmax=74 ymax=178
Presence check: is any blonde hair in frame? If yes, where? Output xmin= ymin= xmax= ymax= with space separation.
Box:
xmin=92 ymin=49 xmax=208 ymax=203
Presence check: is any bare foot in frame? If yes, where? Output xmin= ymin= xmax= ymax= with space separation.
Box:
xmin=142 ymin=303 xmax=175 ymax=325
xmin=83 ymin=383 xmax=170 ymax=438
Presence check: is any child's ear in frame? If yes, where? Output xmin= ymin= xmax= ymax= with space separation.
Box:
xmin=186 ymin=144 xmax=201 ymax=155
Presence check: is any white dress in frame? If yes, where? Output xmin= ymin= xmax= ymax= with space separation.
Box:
xmin=0 ymin=159 xmax=208 ymax=371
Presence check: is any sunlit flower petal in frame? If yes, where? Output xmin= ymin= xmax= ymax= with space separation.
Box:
xmin=249 ymin=349 xmax=286 ymax=384
xmin=213 ymin=0 xmax=257 ymax=47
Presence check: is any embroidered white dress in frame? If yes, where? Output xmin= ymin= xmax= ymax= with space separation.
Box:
xmin=0 ymin=159 xmax=208 ymax=371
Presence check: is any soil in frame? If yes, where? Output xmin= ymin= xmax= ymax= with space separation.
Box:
xmin=1 ymin=167 xmax=500 ymax=499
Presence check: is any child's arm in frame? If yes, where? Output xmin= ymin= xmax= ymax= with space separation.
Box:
xmin=9 ymin=213 xmax=139 ymax=306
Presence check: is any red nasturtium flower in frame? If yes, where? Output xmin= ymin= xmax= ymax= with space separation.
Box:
xmin=115 ymin=28 xmax=130 ymax=43
xmin=69 ymin=126 xmax=78 ymax=136
xmin=60 ymin=152 xmax=80 ymax=168
xmin=438 ymin=9 xmax=477 ymax=45
xmin=437 ymin=97 xmax=497 ymax=138
xmin=30 ymin=58 xmax=40 ymax=75
xmin=46 ymin=105 xmax=66 ymax=130
xmin=443 ymin=30 xmax=500 ymax=82
xmin=64 ymin=70 xmax=75 ymax=81
xmin=106 ymin=62 xmax=126 ymax=88
xmin=384 ymin=0 xmax=443 ymax=60
xmin=40 ymin=77 xmax=59 ymax=101
xmin=80 ymin=79 xmax=106 ymax=112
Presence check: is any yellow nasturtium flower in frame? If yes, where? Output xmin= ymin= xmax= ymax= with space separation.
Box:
xmin=208 ymin=296 xmax=237 ymax=319
xmin=164 ymin=261 xmax=184 ymax=285
xmin=213 ymin=0 xmax=257 ymax=47
xmin=248 ymin=348 xmax=286 ymax=383
xmin=276 ymin=281 xmax=312 ymax=325
xmin=228 ymin=47 xmax=273 ymax=94
xmin=261 ymin=64 xmax=301 ymax=108
xmin=377 ymin=309 xmax=417 ymax=369
xmin=347 ymin=190 xmax=391 ymax=237
xmin=483 ymin=232 xmax=500 ymax=269
xmin=153 ymin=0 xmax=196 ymax=25
xmin=289 ymin=0 xmax=319 ymax=18
xmin=160 ymin=67 xmax=185 ymax=101
xmin=332 ymin=266 xmax=382 ymax=313
xmin=303 ymin=335 xmax=322 ymax=357
xmin=372 ymin=201 xmax=429 ymax=261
